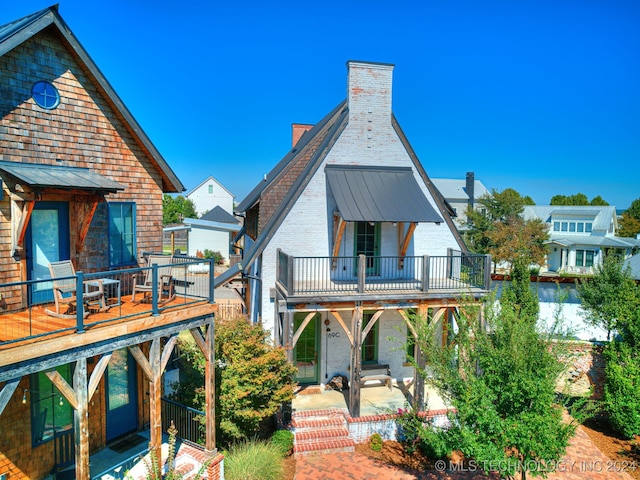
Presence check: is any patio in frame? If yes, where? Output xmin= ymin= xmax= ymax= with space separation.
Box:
xmin=292 ymin=381 xmax=450 ymax=417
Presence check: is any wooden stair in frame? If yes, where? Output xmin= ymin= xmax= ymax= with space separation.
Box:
xmin=291 ymin=409 xmax=355 ymax=456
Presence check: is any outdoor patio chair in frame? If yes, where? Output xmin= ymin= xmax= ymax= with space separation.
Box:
xmin=45 ymin=260 xmax=104 ymax=318
xmin=132 ymin=254 xmax=175 ymax=303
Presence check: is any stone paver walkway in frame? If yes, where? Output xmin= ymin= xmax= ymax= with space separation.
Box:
xmin=294 ymin=423 xmax=636 ymax=479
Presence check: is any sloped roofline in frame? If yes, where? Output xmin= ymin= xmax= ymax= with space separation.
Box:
xmin=186 ymin=175 xmax=234 ymax=199
xmin=0 ymin=5 xmax=184 ymax=193
xmin=239 ymin=101 xmax=349 ymax=269
xmin=238 ymin=102 xmax=468 ymax=271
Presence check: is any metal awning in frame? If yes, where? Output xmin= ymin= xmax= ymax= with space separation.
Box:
xmin=0 ymin=161 xmax=124 ymax=193
xmin=325 ymin=165 xmax=443 ymax=223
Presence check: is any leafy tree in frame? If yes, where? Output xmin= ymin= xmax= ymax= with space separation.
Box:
xmin=172 ymin=318 xmax=297 ymax=446
xmin=163 ymin=194 xmax=198 ymax=225
xmin=589 ymin=195 xmax=609 ymax=206
xmin=409 ymin=283 xmax=576 ymax=479
xmin=550 ymin=193 xmax=589 ymax=205
xmin=464 ymin=188 xmax=530 ymax=255
xmin=619 ymin=197 xmax=640 ymax=238
xmin=522 ymin=195 xmax=535 ymax=205
xmin=487 ymin=216 xmax=548 ymax=272
xmin=577 ymin=255 xmax=640 ymax=341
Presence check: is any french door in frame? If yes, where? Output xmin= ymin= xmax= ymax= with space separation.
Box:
xmin=106 ymin=349 xmax=138 ymax=441
xmin=25 ymin=202 xmax=70 ymax=304
xmin=293 ymin=314 xmax=320 ymax=384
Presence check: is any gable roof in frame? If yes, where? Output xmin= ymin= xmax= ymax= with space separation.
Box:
xmin=523 ymin=205 xmax=617 ymax=232
xmin=431 ymin=178 xmax=489 ymax=202
xmin=236 ymin=101 xmax=464 ymax=270
xmin=200 ymin=205 xmax=239 ymax=225
xmin=185 ymin=176 xmax=234 ymax=198
xmin=0 ymin=5 xmax=184 ymax=193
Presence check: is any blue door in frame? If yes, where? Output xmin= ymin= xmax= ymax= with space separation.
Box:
xmin=25 ymin=202 xmax=70 ymax=304
xmin=106 ymin=349 xmax=138 ymax=441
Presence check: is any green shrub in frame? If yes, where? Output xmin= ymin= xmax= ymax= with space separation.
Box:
xmin=224 ymin=440 xmax=284 ymax=480
xmin=271 ymin=429 xmax=294 ymax=456
xmin=604 ymin=340 xmax=640 ymax=439
xmin=202 ymin=249 xmax=224 ymax=265
xmin=396 ymin=410 xmax=450 ymax=458
xmin=369 ymin=433 xmax=383 ymax=452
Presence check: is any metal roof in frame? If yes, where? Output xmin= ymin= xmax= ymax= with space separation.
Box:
xmin=0 ymin=161 xmax=124 ymax=192
xmin=200 ymin=206 xmax=239 ymax=225
xmin=325 ymin=165 xmax=444 ymax=223
xmin=431 ymin=178 xmax=489 ymax=201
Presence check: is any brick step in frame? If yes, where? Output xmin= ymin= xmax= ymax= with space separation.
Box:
xmin=293 ymin=437 xmax=355 ymax=456
xmin=295 ymin=426 xmax=350 ymax=443
xmin=291 ymin=415 xmax=346 ymax=432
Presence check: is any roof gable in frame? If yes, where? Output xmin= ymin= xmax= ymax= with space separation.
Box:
xmin=186 ymin=176 xmax=234 ymax=198
xmin=0 ymin=5 xmax=184 ymax=193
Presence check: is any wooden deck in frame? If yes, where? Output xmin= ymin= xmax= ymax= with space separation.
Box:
xmin=0 ymin=292 xmax=213 ymax=349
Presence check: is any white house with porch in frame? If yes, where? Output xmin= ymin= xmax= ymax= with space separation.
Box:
xmin=232 ymin=61 xmax=491 ymax=447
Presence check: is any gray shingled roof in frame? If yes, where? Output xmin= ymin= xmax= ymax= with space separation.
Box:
xmin=200 ymin=206 xmax=240 ymax=225
xmin=0 ymin=5 xmax=184 ymax=193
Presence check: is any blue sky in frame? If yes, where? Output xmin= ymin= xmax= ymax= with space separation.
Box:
xmin=4 ymin=1 xmax=640 ymax=209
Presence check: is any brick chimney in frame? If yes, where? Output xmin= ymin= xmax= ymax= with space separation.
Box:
xmin=347 ymin=60 xmax=394 ymax=127
xmin=466 ymin=172 xmax=475 ymax=209
xmin=292 ymin=123 xmax=313 ymax=148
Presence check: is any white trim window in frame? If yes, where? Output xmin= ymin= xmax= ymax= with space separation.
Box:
xmin=575 ymin=249 xmax=595 ymax=267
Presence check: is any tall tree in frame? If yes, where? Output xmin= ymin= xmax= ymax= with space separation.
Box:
xmin=408 ymin=280 xmax=575 ymax=480
xmin=162 ymin=194 xmax=198 ymax=225
xmin=171 ymin=317 xmax=296 ymax=447
xmin=464 ymin=188 xmax=529 ymax=255
xmin=619 ymin=197 xmax=640 ymax=238
xmin=577 ymin=255 xmax=640 ymax=341
xmin=487 ymin=215 xmax=549 ymax=272
xmin=589 ymin=195 xmax=609 ymax=206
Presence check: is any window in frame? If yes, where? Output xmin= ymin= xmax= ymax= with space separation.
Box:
xmin=577 ymin=223 xmax=584 ymax=233
xmin=362 ymin=312 xmax=378 ymax=363
xmin=109 ymin=203 xmax=136 ymax=266
xmin=30 ymin=364 xmax=73 ymax=445
xmin=354 ymin=222 xmax=380 ymax=275
xmin=575 ymin=249 xmax=596 ymax=267
xmin=208 ymin=185 xmax=213 ymax=194
xmin=553 ymin=221 xmax=560 ymax=232
xmin=406 ymin=324 xmax=415 ymax=363
xmin=561 ymin=222 xmax=568 ymax=232
xmin=585 ymin=223 xmax=592 ymax=233
xmin=32 ymin=81 xmax=60 ymax=110
xmin=569 ymin=222 xmax=576 ymax=232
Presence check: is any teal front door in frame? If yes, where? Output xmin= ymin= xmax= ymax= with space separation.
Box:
xmin=293 ymin=314 xmax=320 ymax=384
xmin=25 ymin=202 xmax=70 ymax=304
xmin=106 ymin=349 xmax=138 ymax=441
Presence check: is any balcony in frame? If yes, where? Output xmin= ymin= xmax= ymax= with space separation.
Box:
xmin=0 ymin=256 xmax=217 ymax=374
xmin=276 ymin=249 xmax=491 ymax=302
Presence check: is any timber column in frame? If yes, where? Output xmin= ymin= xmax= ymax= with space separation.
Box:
xmin=348 ymin=302 xmax=363 ymax=417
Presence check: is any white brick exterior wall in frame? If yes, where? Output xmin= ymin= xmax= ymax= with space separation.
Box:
xmin=253 ymin=62 xmax=463 ymax=391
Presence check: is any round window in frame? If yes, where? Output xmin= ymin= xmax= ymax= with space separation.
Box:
xmin=32 ymin=81 xmax=60 ymax=110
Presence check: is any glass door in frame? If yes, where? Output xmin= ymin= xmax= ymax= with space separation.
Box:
xmin=354 ymin=221 xmax=380 ymax=275
xmin=293 ymin=314 xmax=320 ymax=384
xmin=25 ymin=202 xmax=70 ymax=304
xmin=106 ymin=349 xmax=138 ymax=441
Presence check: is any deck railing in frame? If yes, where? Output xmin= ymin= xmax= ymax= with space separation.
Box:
xmin=161 ymin=397 xmax=205 ymax=446
xmin=0 ymin=256 xmax=216 ymax=347
xmin=277 ymin=249 xmax=491 ymax=296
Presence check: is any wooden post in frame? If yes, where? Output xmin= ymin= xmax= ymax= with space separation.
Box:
xmin=73 ymin=357 xmax=90 ymax=480
xmin=357 ymin=255 xmax=366 ymax=293
xmin=413 ymin=304 xmax=429 ymax=412
xmin=348 ymin=303 xmax=362 ymax=417
xmin=149 ymin=338 xmax=162 ymax=457
xmin=204 ymin=319 xmax=216 ymax=452
xmin=284 ymin=311 xmax=294 ymax=364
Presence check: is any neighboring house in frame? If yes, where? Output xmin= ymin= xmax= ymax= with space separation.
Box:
xmin=623 ymin=252 xmax=640 ymax=280
xmin=523 ymin=205 xmax=640 ymax=274
xmin=432 ymin=172 xmax=489 ymax=228
xmin=183 ymin=205 xmax=241 ymax=261
xmin=185 ymin=175 xmax=234 ymax=217
xmin=0 ymin=7 xmax=220 ymax=479
xmin=233 ymin=61 xmax=491 ymax=417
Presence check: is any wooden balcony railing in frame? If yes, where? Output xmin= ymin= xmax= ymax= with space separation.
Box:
xmin=0 ymin=256 xmax=216 ymax=347
xmin=277 ymin=249 xmax=491 ymax=297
